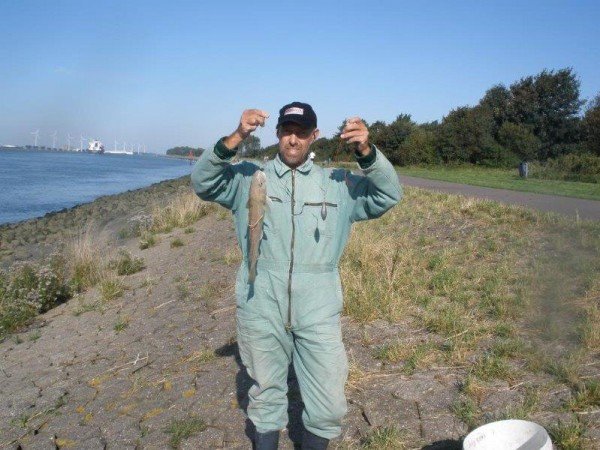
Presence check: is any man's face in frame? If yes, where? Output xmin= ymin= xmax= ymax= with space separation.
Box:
xmin=277 ymin=122 xmax=319 ymax=169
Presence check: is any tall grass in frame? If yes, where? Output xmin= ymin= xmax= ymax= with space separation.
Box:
xmin=67 ymin=226 xmax=105 ymax=291
xmin=149 ymin=192 xmax=216 ymax=233
xmin=341 ymin=186 xmax=600 ymax=379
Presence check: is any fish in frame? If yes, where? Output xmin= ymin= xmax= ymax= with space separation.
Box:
xmin=247 ymin=169 xmax=267 ymax=283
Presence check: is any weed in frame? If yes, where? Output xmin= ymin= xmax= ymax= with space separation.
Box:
xmin=451 ymin=396 xmax=480 ymax=429
xmin=114 ymin=316 xmax=129 ymax=333
xmin=501 ymin=387 xmax=539 ymax=420
xmin=360 ymin=426 xmax=407 ymax=449
xmin=139 ymin=232 xmax=157 ymax=250
xmin=170 ymin=238 xmax=184 ymax=248
xmin=68 ymin=229 xmax=103 ymax=291
xmin=151 ymin=192 xmax=215 ymax=233
xmin=29 ymin=329 xmax=41 ymax=341
xmin=568 ymin=380 xmax=600 ymax=411
xmin=99 ymin=277 xmax=125 ymax=302
xmin=184 ymin=227 xmax=195 ymax=234
xmin=176 ymin=283 xmax=190 ymax=301
xmin=471 ymin=352 xmax=510 ymax=381
xmin=111 ymin=250 xmax=145 ymax=276
xmin=164 ymin=415 xmax=206 ymax=448
xmin=548 ymin=419 xmax=586 ymax=450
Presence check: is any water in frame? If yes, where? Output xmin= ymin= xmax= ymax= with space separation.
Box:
xmin=0 ymin=149 xmax=193 ymax=225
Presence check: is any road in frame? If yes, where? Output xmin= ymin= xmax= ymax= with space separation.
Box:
xmin=399 ymin=175 xmax=600 ymax=221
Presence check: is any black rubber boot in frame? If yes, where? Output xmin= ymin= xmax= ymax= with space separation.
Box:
xmin=254 ymin=430 xmax=280 ymax=450
xmin=301 ymin=429 xmax=329 ymax=450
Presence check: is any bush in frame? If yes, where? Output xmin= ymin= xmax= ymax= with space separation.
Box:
xmin=0 ymin=258 xmax=71 ymax=338
xmin=530 ymin=153 xmax=600 ymax=183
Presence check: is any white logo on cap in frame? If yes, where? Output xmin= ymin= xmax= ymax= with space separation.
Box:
xmin=284 ymin=107 xmax=304 ymax=116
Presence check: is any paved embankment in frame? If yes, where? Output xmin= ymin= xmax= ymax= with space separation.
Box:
xmin=400 ymin=175 xmax=600 ymax=221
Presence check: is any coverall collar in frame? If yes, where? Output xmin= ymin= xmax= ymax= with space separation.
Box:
xmin=274 ymin=153 xmax=314 ymax=177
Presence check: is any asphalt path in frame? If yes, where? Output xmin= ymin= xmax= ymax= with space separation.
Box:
xmin=399 ymin=175 xmax=600 ymax=221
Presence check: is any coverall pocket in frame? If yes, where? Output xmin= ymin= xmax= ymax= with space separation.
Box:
xmin=237 ymin=312 xmax=280 ymax=352
xmin=300 ymin=202 xmax=338 ymax=239
xmin=315 ymin=317 xmax=343 ymax=344
xmin=264 ymin=196 xmax=286 ymax=236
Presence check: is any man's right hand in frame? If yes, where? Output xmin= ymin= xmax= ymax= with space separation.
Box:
xmin=223 ymin=109 xmax=269 ymax=150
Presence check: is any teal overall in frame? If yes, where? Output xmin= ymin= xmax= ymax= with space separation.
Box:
xmin=191 ymin=141 xmax=401 ymax=439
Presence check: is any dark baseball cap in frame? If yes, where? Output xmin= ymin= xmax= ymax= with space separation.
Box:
xmin=276 ymin=101 xmax=317 ymax=129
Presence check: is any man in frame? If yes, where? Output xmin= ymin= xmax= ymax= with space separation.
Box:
xmin=192 ymin=102 xmax=401 ymax=449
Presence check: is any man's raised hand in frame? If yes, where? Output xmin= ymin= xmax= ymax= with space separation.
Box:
xmin=223 ymin=109 xmax=270 ymax=150
xmin=340 ymin=117 xmax=370 ymax=156
xmin=238 ymin=109 xmax=270 ymax=138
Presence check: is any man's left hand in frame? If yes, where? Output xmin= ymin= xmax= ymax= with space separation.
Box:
xmin=340 ymin=117 xmax=370 ymax=156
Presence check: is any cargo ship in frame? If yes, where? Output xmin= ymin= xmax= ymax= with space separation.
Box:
xmin=87 ymin=139 xmax=105 ymax=154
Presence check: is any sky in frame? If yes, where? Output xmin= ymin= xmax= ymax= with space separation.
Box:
xmin=1 ymin=0 xmax=599 ymax=153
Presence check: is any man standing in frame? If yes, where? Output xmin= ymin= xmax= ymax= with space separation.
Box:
xmin=192 ymin=102 xmax=401 ymax=449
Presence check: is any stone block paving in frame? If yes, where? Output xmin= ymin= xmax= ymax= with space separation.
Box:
xmin=1 ymin=215 xmax=467 ymax=449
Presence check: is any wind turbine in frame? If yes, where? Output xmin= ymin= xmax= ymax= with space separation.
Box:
xmin=66 ymin=134 xmax=73 ymax=151
xmin=31 ymin=129 xmax=39 ymax=147
xmin=51 ymin=131 xmax=57 ymax=149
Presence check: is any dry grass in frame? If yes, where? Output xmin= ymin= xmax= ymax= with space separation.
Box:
xmin=150 ymin=191 xmax=216 ymax=233
xmin=67 ymin=225 xmax=106 ymax=291
xmin=339 ymin=187 xmax=600 ymax=441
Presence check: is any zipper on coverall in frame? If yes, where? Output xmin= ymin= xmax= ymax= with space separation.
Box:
xmin=286 ymin=169 xmax=296 ymax=332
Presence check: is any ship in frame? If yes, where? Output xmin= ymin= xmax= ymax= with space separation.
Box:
xmin=87 ymin=139 xmax=105 ymax=154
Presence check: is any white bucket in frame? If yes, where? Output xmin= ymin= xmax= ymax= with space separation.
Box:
xmin=463 ymin=420 xmax=553 ymax=450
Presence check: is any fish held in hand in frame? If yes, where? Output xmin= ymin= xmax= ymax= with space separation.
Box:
xmin=247 ymin=170 xmax=267 ymax=283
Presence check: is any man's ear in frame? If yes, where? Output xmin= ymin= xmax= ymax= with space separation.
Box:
xmin=312 ymin=128 xmax=320 ymax=141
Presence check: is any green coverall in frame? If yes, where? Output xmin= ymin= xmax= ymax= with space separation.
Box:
xmin=191 ymin=140 xmax=401 ymax=439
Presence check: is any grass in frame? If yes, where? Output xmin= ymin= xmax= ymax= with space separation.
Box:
xmin=360 ymin=426 xmax=407 ymax=449
xmin=68 ymin=228 xmax=104 ymax=291
xmin=170 ymin=238 xmax=184 ymax=248
xmin=139 ymin=232 xmax=157 ymax=250
xmin=99 ymin=277 xmax=125 ymax=302
xmin=150 ymin=192 xmax=215 ymax=233
xmin=163 ymin=415 xmax=206 ymax=448
xmin=339 ymin=186 xmax=600 ymax=443
xmin=111 ymin=249 xmax=145 ymax=276
xmin=113 ymin=316 xmax=129 ymax=333
xmin=396 ymin=165 xmax=600 ymax=200
xmin=548 ymin=419 xmax=587 ymax=450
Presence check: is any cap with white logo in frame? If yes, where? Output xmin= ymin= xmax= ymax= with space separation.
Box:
xmin=277 ymin=101 xmax=317 ymax=129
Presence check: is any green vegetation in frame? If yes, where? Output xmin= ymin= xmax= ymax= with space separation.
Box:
xmin=139 ymin=232 xmax=157 ymax=250
xmin=0 ymin=257 xmax=71 ymax=338
xmin=340 ymin=186 xmax=600 ymax=441
xmin=163 ymin=415 xmax=206 ymax=448
xmin=549 ymin=420 xmax=586 ymax=450
xmin=150 ymin=192 xmax=216 ymax=233
xmin=99 ymin=277 xmax=124 ymax=302
xmin=111 ymin=249 xmax=145 ymax=275
xmin=397 ymin=165 xmax=600 ymax=200
xmin=165 ymin=146 xmax=204 ymax=157
xmin=170 ymin=238 xmax=184 ymax=248
xmin=360 ymin=426 xmax=407 ymax=449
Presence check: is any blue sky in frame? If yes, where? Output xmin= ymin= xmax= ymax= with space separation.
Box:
xmin=1 ymin=0 xmax=599 ymax=152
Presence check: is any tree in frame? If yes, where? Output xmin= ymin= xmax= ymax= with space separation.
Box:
xmin=239 ymin=135 xmax=261 ymax=157
xmin=583 ymin=93 xmax=600 ymax=156
xmin=398 ymin=127 xmax=438 ymax=165
xmin=437 ymin=106 xmax=496 ymax=164
xmin=479 ymin=84 xmax=511 ymax=136
xmin=507 ymin=68 xmax=584 ymax=159
xmin=165 ymin=146 xmax=204 ymax=157
xmin=497 ymin=122 xmax=540 ymax=161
